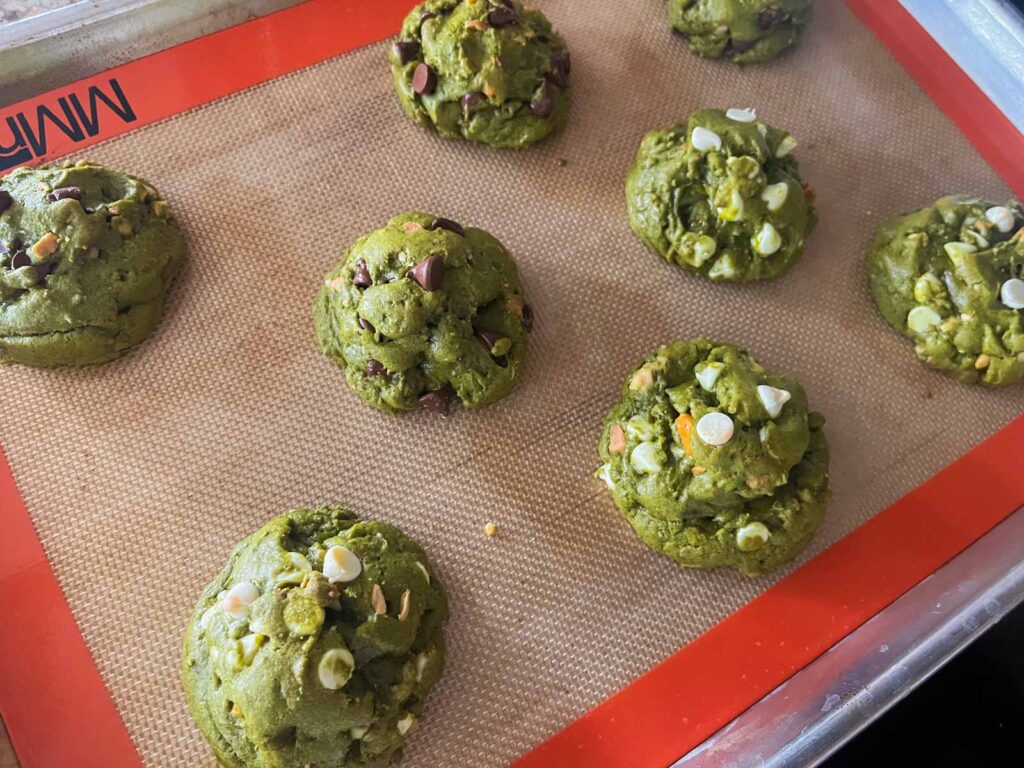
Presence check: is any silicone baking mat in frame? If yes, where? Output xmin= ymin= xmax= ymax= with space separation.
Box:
xmin=2 ymin=1 xmax=1024 ymax=766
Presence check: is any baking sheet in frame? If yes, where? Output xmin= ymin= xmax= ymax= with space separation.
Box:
xmin=0 ymin=1 xmax=1021 ymax=765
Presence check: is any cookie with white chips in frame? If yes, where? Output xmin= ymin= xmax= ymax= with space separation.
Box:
xmin=597 ymin=340 xmax=830 ymax=576
xmin=626 ymin=108 xmax=817 ymax=282
xmin=868 ymin=195 xmax=1024 ymax=386
xmin=182 ymin=505 xmax=447 ymax=768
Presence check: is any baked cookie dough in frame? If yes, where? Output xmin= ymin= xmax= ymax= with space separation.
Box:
xmin=390 ymin=0 xmax=571 ymax=149
xmin=597 ymin=340 xmax=830 ymax=576
xmin=626 ymin=108 xmax=817 ymax=282
xmin=314 ymin=212 xmax=530 ymax=414
xmin=867 ymin=195 xmax=1024 ymax=386
xmin=0 ymin=161 xmax=185 ymax=367
xmin=668 ymin=0 xmax=813 ymax=64
xmin=182 ymin=505 xmax=447 ymax=768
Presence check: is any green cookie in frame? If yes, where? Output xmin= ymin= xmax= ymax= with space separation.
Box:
xmin=597 ymin=340 xmax=830 ymax=576
xmin=0 ymin=161 xmax=185 ymax=367
xmin=313 ymin=212 xmax=530 ymax=414
xmin=182 ymin=505 xmax=448 ymax=768
xmin=626 ymin=108 xmax=816 ymax=282
xmin=867 ymin=195 xmax=1024 ymax=387
xmin=668 ymin=0 xmax=813 ymax=64
xmin=390 ymin=0 xmax=571 ymax=149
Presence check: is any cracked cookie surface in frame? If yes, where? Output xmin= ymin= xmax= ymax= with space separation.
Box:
xmin=667 ymin=0 xmax=812 ymax=64
xmin=867 ymin=195 xmax=1024 ymax=386
xmin=390 ymin=0 xmax=571 ymax=149
xmin=626 ymin=108 xmax=816 ymax=282
xmin=597 ymin=340 xmax=830 ymax=576
xmin=313 ymin=212 xmax=530 ymax=414
xmin=0 ymin=161 xmax=185 ymax=367
xmin=182 ymin=505 xmax=447 ymax=768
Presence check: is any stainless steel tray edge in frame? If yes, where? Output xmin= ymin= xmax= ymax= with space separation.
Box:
xmin=675 ymin=505 xmax=1024 ymax=768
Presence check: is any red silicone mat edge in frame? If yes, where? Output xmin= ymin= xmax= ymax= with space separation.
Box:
xmin=0 ymin=2 xmax=415 ymax=766
xmin=1 ymin=1 xmax=1022 ymax=766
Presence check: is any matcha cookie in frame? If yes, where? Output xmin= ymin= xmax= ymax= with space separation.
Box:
xmin=597 ymin=340 xmax=830 ymax=576
xmin=390 ymin=0 xmax=571 ymax=149
xmin=867 ymin=195 xmax=1024 ymax=387
xmin=0 ymin=161 xmax=185 ymax=367
xmin=626 ymin=108 xmax=817 ymax=282
xmin=668 ymin=0 xmax=812 ymax=64
xmin=314 ymin=212 xmax=530 ymax=414
xmin=182 ymin=505 xmax=447 ymax=768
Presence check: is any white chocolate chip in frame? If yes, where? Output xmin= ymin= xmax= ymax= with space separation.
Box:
xmin=907 ymin=305 xmax=942 ymax=333
xmin=1000 ymin=278 xmax=1024 ymax=309
xmin=323 ymin=545 xmax=362 ymax=583
xmin=696 ymin=412 xmax=734 ymax=446
xmin=625 ymin=415 xmax=657 ymax=441
xmin=691 ymin=126 xmax=722 ymax=152
xmin=760 ymin=182 xmax=789 ymax=212
xmin=630 ymin=442 xmax=663 ymax=474
xmin=716 ymin=188 xmax=746 ymax=222
xmin=695 ymin=362 xmax=723 ymax=391
xmin=597 ymin=463 xmax=615 ymax=490
xmin=397 ymin=715 xmax=417 ymax=736
xmin=318 ymin=647 xmax=355 ymax=690
xmin=736 ymin=522 xmax=770 ymax=552
xmin=415 ymin=652 xmax=429 ymax=682
xmin=943 ymin=241 xmax=977 ymax=260
xmin=350 ymin=726 xmax=369 ymax=740
xmin=415 ymin=561 xmax=431 ymax=584
xmin=291 ymin=655 xmax=307 ymax=682
xmin=774 ymin=134 xmax=798 ymax=158
xmin=756 ymin=385 xmax=791 ymax=419
xmin=692 ymin=235 xmax=717 ymax=266
xmin=986 ymin=206 xmax=1015 ymax=234
xmin=239 ymin=633 xmax=265 ymax=665
xmin=913 ymin=272 xmax=944 ymax=303
xmin=752 ymin=222 xmax=782 ymax=256
xmin=629 ymin=367 xmax=655 ymax=391
xmin=725 ymin=107 xmax=757 ymax=123
xmin=222 ymin=581 xmax=260 ymax=620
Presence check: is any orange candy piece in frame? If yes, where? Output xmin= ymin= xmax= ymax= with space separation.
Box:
xmin=675 ymin=414 xmax=695 ymax=457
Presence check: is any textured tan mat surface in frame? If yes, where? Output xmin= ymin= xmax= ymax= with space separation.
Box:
xmin=1 ymin=1 xmax=1022 ymax=765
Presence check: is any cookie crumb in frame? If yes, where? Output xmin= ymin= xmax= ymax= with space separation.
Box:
xmin=484 ymin=522 xmax=498 ymax=538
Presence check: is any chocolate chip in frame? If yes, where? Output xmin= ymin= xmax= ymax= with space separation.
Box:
xmin=758 ymin=10 xmax=782 ymax=30
xmin=394 ymin=41 xmax=421 ymax=65
xmin=522 ymin=303 xmax=534 ymax=331
xmin=9 ymin=250 xmax=31 ymax=270
xmin=409 ymin=254 xmax=444 ymax=291
xmin=487 ymin=7 xmax=518 ymax=28
xmin=461 ymin=91 xmax=485 ymax=115
xmin=725 ymin=37 xmax=756 ymax=54
xmin=420 ymin=10 xmax=437 ymax=22
xmin=412 ymin=63 xmax=437 ymax=96
xmin=46 ymin=186 xmax=83 ymax=203
xmin=530 ymin=80 xmax=559 ymax=118
xmin=476 ymin=329 xmax=500 ymax=352
xmin=0 ymin=191 xmax=12 ymax=214
xmin=429 ymin=217 xmax=464 ymax=237
xmin=366 ymin=359 xmax=386 ymax=377
xmin=33 ymin=261 xmax=54 ymax=281
xmin=358 ymin=317 xmax=375 ymax=333
xmin=419 ymin=386 xmax=454 ymax=414
xmin=547 ymin=50 xmax=571 ymax=88
xmin=353 ymin=259 xmax=372 ymax=288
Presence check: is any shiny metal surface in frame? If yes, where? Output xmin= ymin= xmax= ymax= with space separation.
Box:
xmin=1 ymin=2 xmax=1022 ymax=766
xmin=901 ymin=0 xmax=1024 ymax=132
xmin=674 ymin=505 xmax=1024 ymax=768
xmin=0 ymin=0 xmax=303 ymax=105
